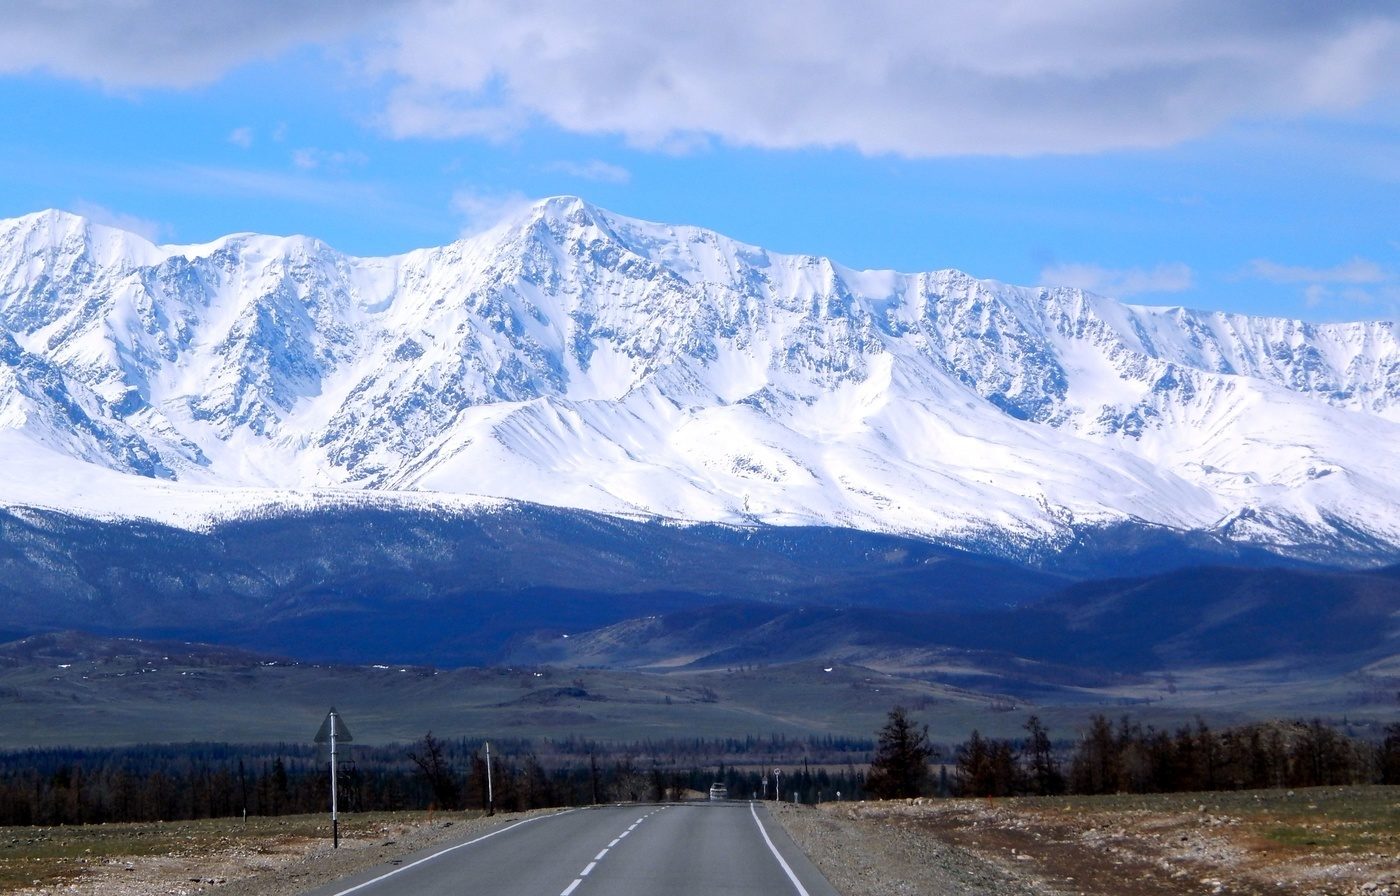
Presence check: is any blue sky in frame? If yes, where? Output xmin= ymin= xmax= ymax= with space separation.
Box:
xmin=1 ymin=1 xmax=1397 ymax=321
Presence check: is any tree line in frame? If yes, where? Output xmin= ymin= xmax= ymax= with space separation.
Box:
xmin=0 ymin=715 xmax=1394 ymax=825
xmin=865 ymin=708 xmax=1400 ymax=799
xmin=0 ymin=735 xmax=871 ymax=826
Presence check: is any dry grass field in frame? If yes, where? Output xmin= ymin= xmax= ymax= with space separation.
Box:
xmin=0 ymin=810 xmax=495 ymax=896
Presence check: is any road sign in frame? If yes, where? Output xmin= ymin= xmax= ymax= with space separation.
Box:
xmin=313 ymin=708 xmax=352 ymax=848
xmin=315 ymin=708 xmax=354 ymax=744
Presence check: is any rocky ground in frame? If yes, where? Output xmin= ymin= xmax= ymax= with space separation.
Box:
xmin=774 ymin=786 xmax=1399 ymax=896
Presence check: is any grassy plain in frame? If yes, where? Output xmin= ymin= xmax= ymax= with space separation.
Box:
xmin=0 ymin=632 xmax=1393 ymax=748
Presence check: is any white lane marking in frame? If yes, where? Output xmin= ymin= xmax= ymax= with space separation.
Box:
xmin=749 ymin=802 xmax=812 ymax=896
xmin=561 ymin=811 xmax=651 ymax=894
xmin=327 ymin=810 xmax=575 ymax=896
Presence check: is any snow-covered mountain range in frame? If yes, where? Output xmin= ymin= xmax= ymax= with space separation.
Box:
xmin=3 ymin=197 xmax=1399 ymax=562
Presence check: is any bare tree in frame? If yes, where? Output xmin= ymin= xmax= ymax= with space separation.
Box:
xmin=408 ymin=732 xmax=460 ymax=810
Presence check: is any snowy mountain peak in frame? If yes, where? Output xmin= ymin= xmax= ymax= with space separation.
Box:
xmin=2 ymin=202 xmax=1400 ymax=563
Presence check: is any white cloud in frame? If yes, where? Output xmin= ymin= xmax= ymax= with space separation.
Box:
xmin=1244 ymin=257 xmax=1387 ymax=285
xmin=3 ymin=3 xmax=1399 ymax=157
xmin=545 ymin=159 xmax=631 ymax=184
xmin=450 ymin=188 xmax=534 ymax=237
xmin=0 ymin=1 xmax=411 ymax=88
xmin=228 ymin=126 xmax=254 ymax=148
xmin=70 ymin=201 xmax=168 ymax=243
xmin=1040 ymin=262 xmax=1194 ymax=298
xmin=367 ymin=2 xmax=1400 ymax=156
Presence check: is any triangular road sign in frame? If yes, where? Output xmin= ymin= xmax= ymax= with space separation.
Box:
xmin=314 ymin=707 xmax=354 ymax=743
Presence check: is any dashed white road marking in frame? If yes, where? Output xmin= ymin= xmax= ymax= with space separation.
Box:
xmin=563 ymin=805 xmax=670 ymax=895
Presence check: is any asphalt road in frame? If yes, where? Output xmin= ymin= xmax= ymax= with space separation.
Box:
xmin=300 ymin=801 xmax=840 ymax=896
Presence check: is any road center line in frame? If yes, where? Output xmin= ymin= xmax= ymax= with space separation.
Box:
xmin=560 ymin=811 xmax=652 ymax=895
xmin=327 ymin=810 xmax=575 ymax=896
xmin=749 ymin=802 xmax=812 ymax=896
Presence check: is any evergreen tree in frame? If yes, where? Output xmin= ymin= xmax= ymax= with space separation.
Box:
xmin=1022 ymin=715 xmax=1063 ymax=795
xmin=866 ymin=707 xmax=936 ymax=799
xmin=1380 ymin=723 xmax=1400 ymax=785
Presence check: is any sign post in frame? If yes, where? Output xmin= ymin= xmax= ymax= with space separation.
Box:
xmin=485 ymin=741 xmax=495 ymax=816
xmin=314 ymin=708 xmax=354 ymax=848
xmin=773 ymin=768 xmax=782 ymax=801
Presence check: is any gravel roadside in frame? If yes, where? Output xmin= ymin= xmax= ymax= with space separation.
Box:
xmin=771 ymin=801 xmax=1064 ymax=896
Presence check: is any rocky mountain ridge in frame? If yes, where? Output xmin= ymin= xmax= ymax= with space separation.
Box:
xmin=2 ymin=198 xmax=1399 ymax=562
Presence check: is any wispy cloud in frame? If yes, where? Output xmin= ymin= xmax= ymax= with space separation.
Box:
xmin=291 ymin=147 xmax=369 ymax=173
xmin=451 ymin=188 xmax=534 ymax=237
xmin=70 ymin=201 xmax=169 ymax=243
xmin=155 ymin=164 xmax=385 ymax=210
xmin=1244 ymin=257 xmax=1387 ymax=285
xmin=1040 ymin=262 xmax=1194 ymax=298
xmin=1241 ymin=255 xmax=1397 ymax=315
xmin=228 ymin=126 xmax=254 ymax=149
xmin=544 ymin=159 xmax=631 ymax=184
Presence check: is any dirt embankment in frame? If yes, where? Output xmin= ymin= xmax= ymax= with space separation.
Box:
xmin=773 ymin=786 xmax=1399 ymax=896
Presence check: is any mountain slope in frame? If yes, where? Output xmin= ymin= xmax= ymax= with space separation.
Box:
xmin=2 ymin=199 xmax=1400 ymax=562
